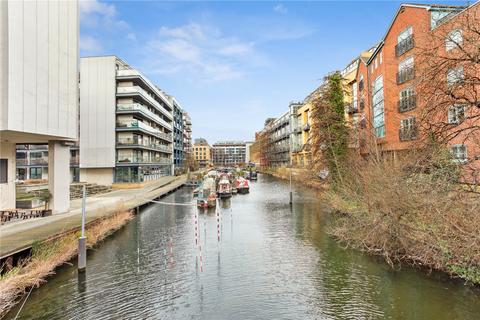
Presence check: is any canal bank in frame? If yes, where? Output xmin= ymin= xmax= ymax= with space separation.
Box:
xmin=3 ymin=173 xmax=480 ymax=319
xmin=261 ymin=167 xmax=480 ymax=286
xmin=0 ymin=175 xmax=188 ymax=317
xmin=0 ymin=175 xmax=187 ymax=260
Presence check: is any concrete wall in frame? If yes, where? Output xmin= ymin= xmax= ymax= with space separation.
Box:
xmin=80 ymin=168 xmax=114 ymax=186
xmin=0 ymin=0 xmax=78 ymax=140
xmin=80 ymin=56 xmax=116 ymax=168
xmin=0 ymin=142 xmax=15 ymax=209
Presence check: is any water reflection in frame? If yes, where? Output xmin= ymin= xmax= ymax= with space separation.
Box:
xmin=5 ymin=174 xmax=480 ymax=319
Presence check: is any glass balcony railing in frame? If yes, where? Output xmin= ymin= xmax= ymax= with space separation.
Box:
xmin=116 ymin=120 xmax=173 ymax=142
xmin=116 ymin=137 xmax=172 ymax=153
xmin=116 ymin=86 xmax=173 ymax=120
xmin=399 ymin=127 xmax=418 ymax=141
xmin=116 ymin=156 xmax=172 ymax=165
xmin=117 ymin=103 xmax=172 ymax=130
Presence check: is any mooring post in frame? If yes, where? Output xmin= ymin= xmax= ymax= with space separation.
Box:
xmin=78 ymin=184 xmax=87 ymax=272
xmin=289 ymin=166 xmax=293 ymax=205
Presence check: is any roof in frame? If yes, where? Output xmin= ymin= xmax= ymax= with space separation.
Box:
xmin=366 ymin=3 xmax=466 ymax=65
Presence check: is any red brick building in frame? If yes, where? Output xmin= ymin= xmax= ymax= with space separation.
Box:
xmin=350 ymin=3 xmax=479 ymax=182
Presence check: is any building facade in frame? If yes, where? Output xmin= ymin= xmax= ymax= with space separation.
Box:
xmin=183 ymin=112 xmax=192 ymax=169
xmin=80 ymin=56 xmax=174 ymax=185
xmin=171 ymin=97 xmax=185 ymax=174
xmin=0 ymin=0 xmax=79 ymax=212
xmin=193 ymin=138 xmax=211 ymax=168
xmin=211 ymin=141 xmax=247 ymax=167
xmin=268 ymin=112 xmax=291 ymax=168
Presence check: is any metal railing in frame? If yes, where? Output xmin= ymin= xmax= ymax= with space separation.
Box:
xmin=116 ymin=86 xmax=173 ymax=120
xmin=117 ymin=103 xmax=172 ymax=130
xmin=116 ymin=137 xmax=172 ymax=153
xmin=116 ymin=120 xmax=173 ymax=142
xmin=398 ymin=94 xmax=416 ymax=112
xmin=396 ymin=67 xmax=415 ymax=84
xmin=395 ymin=35 xmax=414 ymax=57
xmin=116 ymin=156 xmax=172 ymax=165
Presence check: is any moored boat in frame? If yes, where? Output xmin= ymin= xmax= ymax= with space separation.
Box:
xmin=235 ymin=177 xmax=250 ymax=194
xmin=218 ymin=178 xmax=232 ymax=198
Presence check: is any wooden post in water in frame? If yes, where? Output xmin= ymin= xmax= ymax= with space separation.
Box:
xmin=78 ymin=185 xmax=87 ymax=271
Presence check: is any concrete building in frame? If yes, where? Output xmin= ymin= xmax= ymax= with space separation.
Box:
xmin=15 ymin=144 xmax=80 ymax=182
xmin=268 ymin=112 xmax=291 ymax=168
xmin=0 ymin=0 xmax=79 ymax=212
xmin=193 ymin=138 xmax=211 ymax=168
xmin=79 ymin=56 xmax=174 ymax=185
xmin=183 ymin=112 xmax=192 ymax=167
xmin=211 ymin=141 xmax=247 ymax=167
xmin=170 ymin=97 xmax=185 ymax=174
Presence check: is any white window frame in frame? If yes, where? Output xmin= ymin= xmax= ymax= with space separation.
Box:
xmin=447 ymin=66 xmax=464 ymax=86
xmin=398 ymin=56 xmax=414 ymax=72
xmin=451 ymin=144 xmax=467 ymax=163
xmin=397 ymin=26 xmax=413 ymax=44
xmin=446 ymin=29 xmax=463 ymax=51
xmin=447 ymin=104 xmax=466 ymax=124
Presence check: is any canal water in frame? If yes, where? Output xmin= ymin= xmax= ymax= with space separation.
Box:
xmin=6 ymin=174 xmax=480 ymax=319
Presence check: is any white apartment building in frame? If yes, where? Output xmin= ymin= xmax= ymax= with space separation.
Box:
xmin=0 ymin=0 xmax=78 ymax=212
xmin=79 ymin=56 xmax=174 ymax=185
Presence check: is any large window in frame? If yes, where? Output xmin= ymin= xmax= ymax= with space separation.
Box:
xmin=451 ymin=144 xmax=467 ymax=163
xmin=448 ymin=104 xmax=466 ymax=124
xmin=372 ymin=76 xmax=385 ymax=138
xmin=447 ymin=66 xmax=464 ymax=86
xmin=30 ymin=167 xmax=42 ymax=180
xmin=446 ymin=29 xmax=463 ymax=51
xmin=398 ymin=26 xmax=413 ymax=44
xmin=0 ymin=159 xmax=7 ymax=183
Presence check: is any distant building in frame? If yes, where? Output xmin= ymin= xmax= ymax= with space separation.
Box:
xmin=183 ymin=113 xmax=192 ymax=168
xmin=193 ymin=138 xmax=211 ymax=168
xmin=80 ymin=56 xmax=174 ymax=185
xmin=211 ymin=141 xmax=246 ymax=167
xmin=170 ymin=97 xmax=185 ymax=174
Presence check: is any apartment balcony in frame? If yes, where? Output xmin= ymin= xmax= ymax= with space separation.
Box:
xmin=116 ymin=156 xmax=173 ymax=166
xmin=116 ymin=86 xmax=173 ymax=121
xmin=17 ymin=157 xmax=49 ymax=166
xmin=398 ymin=95 xmax=417 ymax=112
xmin=117 ymin=103 xmax=172 ymax=131
xmin=117 ymin=137 xmax=173 ymax=153
xmin=116 ymin=120 xmax=172 ymax=142
xmin=399 ymin=127 xmax=418 ymax=141
xmin=396 ymin=67 xmax=415 ymax=84
xmin=395 ymin=35 xmax=414 ymax=57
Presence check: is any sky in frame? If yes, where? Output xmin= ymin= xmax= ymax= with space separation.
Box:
xmin=79 ymin=0 xmax=467 ymax=143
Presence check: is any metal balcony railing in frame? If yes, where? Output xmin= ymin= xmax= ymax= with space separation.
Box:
xmin=117 ymin=103 xmax=172 ymax=130
xmin=399 ymin=127 xmax=418 ymax=141
xmin=116 ymin=120 xmax=172 ymax=142
xmin=396 ymin=67 xmax=415 ymax=84
xmin=395 ymin=35 xmax=414 ymax=57
xmin=116 ymin=156 xmax=172 ymax=165
xmin=117 ymin=138 xmax=172 ymax=153
xmin=398 ymin=95 xmax=416 ymax=112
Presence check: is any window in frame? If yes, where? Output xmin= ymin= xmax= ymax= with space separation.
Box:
xmin=372 ymin=76 xmax=385 ymax=137
xmin=0 ymin=159 xmax=7 ymax=183
xmin=352 ymin=83 xmax=358 ymax=111
xmin=446 ymin=29 xmax=463 ymax=51
xmin=448 ymin=104 xmax=466 ymax=124
xmin=400 ymin=116 xmax=416 ymax=131
xmin=30 ymin=167 xmax=42 ymax=180
xmin=400 ymin=87 xmax=414 ymax=100
xmin=447 ymin=66 xmax=464 ymax=85
xmin=399 ymin=56 xmax=414 ymax=71
xmin=451 ymin=144 xmax=467 ymax=163
xmin=397 ymin=26 xmax=413 ymax=44
xmin=399 ymin=87 xmax=416 ymax=112
xmin=359 ymin=75 xmax=364 ymax=91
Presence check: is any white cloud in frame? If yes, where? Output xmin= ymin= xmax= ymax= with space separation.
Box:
xmin=80 ymin=35 xmax=103 ymax=53
xmin=273 ymin=4 xmax=288 ymax=14
xmin=145 ymin=23 xmax=263 ymax=82
xmin=79 ymin=0 xmax=129 ymax=30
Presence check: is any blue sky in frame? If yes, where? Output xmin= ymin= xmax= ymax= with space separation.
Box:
xmin=80 ymin=0 xmax=465 ymax=143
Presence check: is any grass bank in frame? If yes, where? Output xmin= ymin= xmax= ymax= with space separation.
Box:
xmin=261 ymin=154 xmax=480 ymax=285
xmin=0 ymin=210 xmax=134 ymax=317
